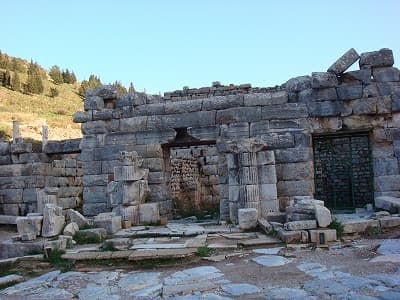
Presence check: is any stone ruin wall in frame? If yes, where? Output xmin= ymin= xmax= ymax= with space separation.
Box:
xmin=0 ymin=139 xmax=83 ymax=217
xmin=0 ymin=47 xmax=399 ymax=223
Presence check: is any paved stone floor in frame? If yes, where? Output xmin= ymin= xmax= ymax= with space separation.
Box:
xmin=1 ymin=239 xmax=400 ymax=299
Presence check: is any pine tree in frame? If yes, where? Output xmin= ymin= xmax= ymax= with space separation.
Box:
xmin=49 ymin=65 xmax=63 ymax=84
xmin=11 ymin=71 xmax=20 ymax=91
xmin=25 ymin=60 xmax=44 ymax=94
xmin=70 ymin=71 xmax=77 ymax=84
xmin=78 ymin=74 xmax=102 ymax=97
xmin=128 ymin=82 xmax=135 ymax=93
xmin=49 ymin=87 xmax=59 ymax=98
xmin=3 ymin=69 xmax=11 ymax=88
xmin=113 ymin=80 xmax=127 ymax=95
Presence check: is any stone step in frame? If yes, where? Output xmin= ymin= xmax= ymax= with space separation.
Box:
xmin=0 ymin=215 xmax=18 ymax=225
xmin=128 ymin=248 xmax=196 ymax=260
xmin=238 ymin=236 xmax=282 ymax=247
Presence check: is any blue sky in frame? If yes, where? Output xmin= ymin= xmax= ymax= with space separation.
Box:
xmin=1 ymin=1 xmax=399 ymax=94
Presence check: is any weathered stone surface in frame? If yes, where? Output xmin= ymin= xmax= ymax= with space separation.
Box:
xmin=341 ymin=69 xmax=371 ymax=84
xmin=202 ymin=95 xmax=243 ymax=111
xmin=359 ymin=48 xmax=394 ymax=69
xmin=284 ymin=220 xmax=317 ymax=231
xmin=113 ymin=165 xmax=147 ymax=181
xmin=375 ymin=196 xmax=400 ymax=213
xmin=336 ymin=84 xmax=363 ymax=100
xmin=307 ymin=100 xmax=345 ymax=117
xmin=238 ymin=208 xmax=258 ymax=230
xmin=261 ymin=103 xmax=308 ymax=119
xmin=352 ymin=97 xmax=377 ymax=115
xmin=327 ymin=48 xmax=360 ymax=75
xmin=16 ymin=215 xmax=43 ymax=240
xmin=252 ymin=255 xmax=293 ymax=267
xmin=86 ymin=85 xmax=119 ymax=100
xmin=66 ymin=209 xmax=89 ymax=228
xmin=311 ymin=72 xmax=339 ymax=89
xmin=42 ymin=204 xmax=65 ymax=237
xmin=275 ymin=147 xmax=312 ymax=163
xmin=10 ymin=142 xmax=32 ymax=154
xmin=379 ymin=216 xmax=400 ymax=228
xmin=341 ymin=218 xmax=380 ymax=234
xmin=139 ymin=203 xmax=160 ymax=224
xmin=314 ymin=205 xmax=332 ymax=228
xmin=165 ymin=99 xmax=202 ymax=114
xmin=77 ymin=228 xmax=107 ymax=241
xmin=216 ymin=107 xmax=261 ymax=124
xmin=63 ymin=222 xmax=79 ymax=236
xmin=276 ymin=162 xmax=312 ymax=181
xmin=73 ymin=111 xmax=92 ymax=123
xmin=277 ymin=180 xmax=313 ymax=197
xmin=94 ymin=212 xmax=122 ymax=234
xmin=375 ymin=175 xmax=400 ymax=192
xmin=285 ymin=76 xmax=311 ymax=93
xmin=372 ymin=67 xmax=400 ymax=82
xmin=309 ymin=229 xmax=337 ymax=243
xmin=221 ymin=283 xmax=260 ymax=296
xmin=244 ymin=91 xmax=288 ymax=106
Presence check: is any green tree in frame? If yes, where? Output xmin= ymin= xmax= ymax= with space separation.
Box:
xmin=49 ymin=87 xmax=59 ymax=98
xmin=128 ymin=82 xmax=135 ymax=93
xmin=11 ymin=71 xmax=21 ymax=91
xmin=2 ymin=69 xmax=11 ymax=88
xmin=62 ymin=68 xmax=77 ymax=84
xmin=0 ymin=51 xmax=9 ymax=69
xmin=113 ymin=80 xmax=127 ymax=95
xmin=11 ymin=58 xmax=25 ymax=73
xmin=25 ymin=60 xmax=44 ymax=94
xmin=49 ymin=65 xmax=64 ymax=84
xmin=70 ymin=71 xmax=77 ymax=84
xmin=78 ymin=74 xmax=101 ymax=97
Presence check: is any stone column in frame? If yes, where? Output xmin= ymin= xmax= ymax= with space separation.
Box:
xmin=42 ymin=124 xmax=48 ymax=152
xmin=12 ymin=120 xmax=21 ymax=144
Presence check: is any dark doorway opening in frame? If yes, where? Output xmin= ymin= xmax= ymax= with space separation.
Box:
xmin=313 ymin=132 xmax=374 ymax=211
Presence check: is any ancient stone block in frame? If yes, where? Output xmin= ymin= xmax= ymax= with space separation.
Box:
xmin=314 ymin=205 xmax=332 ymax=228
xmin=372 ymin=67 xmax=400 ymax=82
xmin=63 ymin=222 xmax=79 ymax=236
xmin=84 ymin=96 xmax=104 ymax=111
xmin=83 ymin=203 xmax=107 ymax=216
xmin=298 ymin=88 xmax=338 ymax=103
xmin=216 ymin=107 xmax=261 ymax=124
xmin=221 ymin=123 xmax=249 ymax=140
xmin=10 ymin=143 xmax=32 ymax=154
xmin=284 ymin=220 xmax=317 ymax=231
xmin=162 ymin=111 xmax=216 ymax=128
xmin=327 ymin=48 xmax=359 ymax=75
xmin=307 ymin=100 xmax=344 ymax=117
xmin=276 ymin=162 xmax=313 ymax=181
xmin=66 ymin=209 xmax=89 ymax=228
xmin=249 ymin=120 xmax=269 ymax=137
xmin=92 ymin=109 xmax=113 ymax=120
xmin=238 ymin=208 xmax=258 ymax=230
xmin=359 ymin=48 xmax=394 ymax=69
xmin=258 ymin=165 xmax=277 ymax=184
xmin=86 ymin=85 xmax=119 ymax=100
xmin=275 ymin=147 xmax=312 ymax=163
xmin=261 ymin=103 xmax=308 ymax=120
xmin=309 ymin=229 xmax=337 ymax=243
xmin=277 ymin=180 xmax=313 ymax=197
xmin=139 ymin=203 xmax=160 ymax=224
xmin=342 ymin=219 xmax=379 ymax=234
xmin=37 ymin=188 xmax=58 ymax=214
xmin=83 ymin=186 xmax=106 ymax=203
xmin=113 ymin=165 xmax=146 ymax=182
xmin=256 ymin=150 xmax=275 ymax=165
xmin=341 ymin=69 xmax=371 ymax=84
xmin=165 ymin=99 xmax=202 ymax=114
xmin=16 ymin=215 xmax=43 ymax=240
xmin=202 ymin=95 xmax=244 ymax=111
xmin=259 ymin=132 xmax=295 ymax=149
xmin=311 ymin=72 xmax=339 ymax=88
xmin=375 ymin=196 xmax=400 ymax=213
xmin=336 ymin=84 xmax=363 ymax=100
xmin=72 ymin=111 xmax=92 ymax=123
xmin=94 ymin=212 xmax=122 ymax=234
xmin=374 ymin=157 xmax=399 ymax=176
xmin=244 ymin=91 xmax=288 ymax=106
xmin=42 ymin=204 xmax=65 ymax=237
xmin=118 ymin=205 xmax=139 ymax=225
xmin=119 ymin=116 xmax=148 ymax=132
xmin=188 ymin=126 xmax=219 ymax=141
xmin=0 ymin=142 xmax=9 ymax=155
xmin=285 ymin=76 xmax=311 ymax=93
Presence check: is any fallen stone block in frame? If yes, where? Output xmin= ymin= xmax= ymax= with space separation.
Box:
xmin=284 ymin=220 xmax=317 ymax=231
xmin=0 ymin=274 xmax=24 ymax=287
xmin=139 ymin=203 xmax=160 ymax=224
xmin=94 ymin=212 xmax=122 ymax=234
xmin=359 ymin=48 xmax=394 ymax=69
xmin=314 ymin=205 xmax=332 ymax=228
xmin=76 ymin=228 xmax=107 ymax=241
xmin=258 ymin=218 xmax=273 ymax=234
xmin=277 ymin=229 xmax=303 ymax=243
xmin=66 ymin=209 xmax=89 ymax=228
xmin=238 ymin=208 xmax=258 ymax=230
xmin=16 ymin=214 xmax=43 ymax=241
xmin=63 ymin=222 xmax=79 ymax=236
xmin=342 ymin=219 xmax=380 ymax=234
xmin=309 ymin=229 xmax=337 ymax=243
xmin=327 ymin=48 xmax=360 ymax=75
xmin=375 ymin=196 xmax=400 ymax=213
xmin=41 ymin=204 xmax=65 ymax=238
xmin=379 ymin=216 xmax=400 ymax=228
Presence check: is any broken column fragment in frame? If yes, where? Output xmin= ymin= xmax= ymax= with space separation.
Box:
xmin=327 ymin=48 xmax=360 ymax=75
xmin=41 ymin=204 xmax=65 ymax=237
xmin=16 ymin=214 xmax=43 ymax=241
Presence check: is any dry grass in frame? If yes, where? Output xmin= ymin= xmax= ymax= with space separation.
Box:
xmin=0 ymin=71 xmax=83 ymax=141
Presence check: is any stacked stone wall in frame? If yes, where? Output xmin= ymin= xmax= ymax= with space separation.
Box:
xmin=0 ymin=139 xmax=82 ymax=216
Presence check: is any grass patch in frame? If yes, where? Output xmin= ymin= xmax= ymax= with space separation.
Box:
xmin=79 ymin=223 xmax=98 ymax=230
xmin=196 ymin=246 xmax=212 ymax=257
xmin=73 ymin=231 xmax=102 ymax=244
xmin=100 ymin=241 xmax=117 ymax=252
xmin=329 ymin=217 xmax=344 ymax=240
xmin=44 ymin=249 xmax=74 ymax=272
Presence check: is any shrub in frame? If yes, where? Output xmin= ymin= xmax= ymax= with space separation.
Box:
xmin=329 ymin=217 xmax=344 ymax=240
xmin=197 ymin=246 xmax=212 ymax=257
xmin=73 ymin=231 xmax=102 ymax=244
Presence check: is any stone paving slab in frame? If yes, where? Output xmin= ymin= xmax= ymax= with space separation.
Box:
xmin=128 ymin=248 xmax=196 ymax=260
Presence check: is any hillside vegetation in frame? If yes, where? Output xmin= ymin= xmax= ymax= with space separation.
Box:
xmin=0 ymin=52 xmax=84 ymax=141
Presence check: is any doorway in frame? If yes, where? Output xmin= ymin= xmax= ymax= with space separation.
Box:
xmin=313 ymin=132 xmax=374 ymax=210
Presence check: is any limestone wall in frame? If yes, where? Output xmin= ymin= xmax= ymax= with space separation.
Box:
xmin=0 ymin=139 xmax=82 ymax=216
xmin=74 ymin=48 xmax=400 ymax=221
